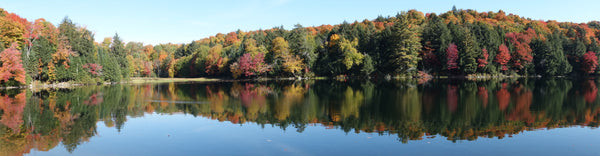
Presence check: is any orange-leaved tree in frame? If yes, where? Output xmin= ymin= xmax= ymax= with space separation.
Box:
xmin=0 ymin=43 xmax=26 ymax=84
xmin=205 ymin=44 xmax=228 ymax=75
xmin=52 ymin=37 xmax=76 ymax=68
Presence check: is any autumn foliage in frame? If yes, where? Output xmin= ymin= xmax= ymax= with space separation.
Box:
xmin=0 ymin=92 xmax=26 ymax=133
xmin=477 ymin=48 xmax=489 ymax=68
xmin=2 ymin=7 xmax=600 ymax=84
xmin=495 ymin=44 xmax=511 ymax=71
xmin=583 ymin=80 xmax=598 ymax=103
xmin=0 ymin=43 xmax=26 ymax=84
xmin=581 ymin=51 xmax=598 ymax=73
xmin=83 ymin=63 xmax=103 ymax=76
xmin=230 ymin=53 xmax=269 ymax=78
xmin=52 ymin=38 xmax=76 ymax=68
xmin=496 ymin=83 xmax=510 ymax=111
xmin=446 ymin=43 xmax=458 ymax=71
xmin=205 ymin=45 xmax=228 ymax=75
xmin=505 ymin=29 xmax=535 ymax=71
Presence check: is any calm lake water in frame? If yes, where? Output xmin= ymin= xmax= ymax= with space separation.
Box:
xmin=2 ymin=78 xmax=600 ymax=155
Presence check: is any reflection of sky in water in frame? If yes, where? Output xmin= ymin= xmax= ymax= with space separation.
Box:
xmin=31 ymin=113 xmax=600 ymax=156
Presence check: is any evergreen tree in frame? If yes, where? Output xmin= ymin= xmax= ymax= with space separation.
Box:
xmin=101 ymin=50 xmax=122 ymax=82
xmin=111 ymin=33 xmax=125 ymax=57
xmin=110 ymin=33 xmax=129 ymax=80
xmin=471 ymin=22 xmax=502 ymax=73
xmin=387 ymin=12 xmax=422 ymax=75
xmin=532 ymin=33 xmax=571 ymax=76
xmin=58 ymin=17 xmax=95 ymax=62
xmin=361 ymin=54 xmax=375 ymax=77
xmin=421 ymin=13 xmax=452 ymax=72
xmin=458 ymin=28 xmax=479 ymax=74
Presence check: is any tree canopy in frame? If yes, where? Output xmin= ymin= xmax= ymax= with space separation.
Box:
xmin=1 ymin=7 xmax=600 ymax=85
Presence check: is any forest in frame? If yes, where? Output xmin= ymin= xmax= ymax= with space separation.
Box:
xmin=1 ymin=7 xmax=600 ymax=85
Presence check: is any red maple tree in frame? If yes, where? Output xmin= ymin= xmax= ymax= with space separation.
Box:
xmin=505 ymin=28 xmax=535 ymax=71
xmin=446 ymin=43 xmax=459 ymax=71
xmin=478 ymin=48 xmax=489 ymax=68
xmin=495 ymin=44 xmax=511 ymax=71
xmin=238 ymin=53 xmax=268 ymax=77
xmin=82 ymin=63 xmax=103 ymax=76
xmin=581 ymin=51 xmax=598 ymax=73
xmin=0 ymin=43 xmax=26 ymax=84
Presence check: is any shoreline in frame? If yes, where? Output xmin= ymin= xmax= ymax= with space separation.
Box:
xmin=1 ymin=75 xmax=580 ymax=90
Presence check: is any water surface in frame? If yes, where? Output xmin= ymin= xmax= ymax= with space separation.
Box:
xmin=2 ymin=78 xmax=600 ymax=155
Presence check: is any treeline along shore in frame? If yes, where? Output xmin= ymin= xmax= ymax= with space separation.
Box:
xmin=0 ymin=7 xmax=599 ymax=87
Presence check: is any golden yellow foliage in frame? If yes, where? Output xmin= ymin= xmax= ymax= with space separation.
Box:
xmin=282 ymin=55 xmax=305 ymax=76
xmin=271 ymin=37 xmax=290 ymax=59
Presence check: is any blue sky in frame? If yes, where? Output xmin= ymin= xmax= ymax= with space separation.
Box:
xmin=3 ymin=0 xmax=598 ymax=45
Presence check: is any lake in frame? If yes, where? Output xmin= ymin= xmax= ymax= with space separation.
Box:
xmin=2 ymin=78 xmax=600 ymax=155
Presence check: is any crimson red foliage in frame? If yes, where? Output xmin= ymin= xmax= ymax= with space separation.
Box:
xmin=496 ymin=83 xmax=510 ymax=111
xmin=495 ymin=44 xmax=511 ymax=71
xmin=238 ymin=53 xmax=267 ymax=77
xmin=446 ymin=43 xmax=459 ymax=71
xmin=581 ymin=51 xmax=598 ymax=73
xmin=478 ymin=48 xmax=489 ymax=68
xmin=82 ymin=63 xmax=103 ymax=76
xmin=505 ymin=28 xmax=535 ymax=71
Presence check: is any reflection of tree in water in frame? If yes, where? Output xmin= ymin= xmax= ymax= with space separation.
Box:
xmin=0 ymin=92 xmax=27 ymax=156
xmin=447 ymin=85 xmax=458 ymax=113
xmin=0 ymin=92 xmax=25 ymax=133
xmin=477 ymin=86 xmax=488 ymax=108
xmin=583 ymin=80 xmax=597 ymax=104
xmin=496 ymin=83 xmax=510 ymax=111
xmin=507 ymin=84 xmax=534 ymax=124
xmin=4 ymin=78 xmax=600 ymax=154
xmin=0 ymin=85 xmax=131 ymax=155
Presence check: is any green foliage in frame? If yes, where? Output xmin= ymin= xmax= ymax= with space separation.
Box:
xmin=289 ymin=24 xmax=318 ymax=69
xmin=340 ymin=38 xmax=364 ymax=70
xmin=3 ymin=7 xmax=600 ymax=85
xmin=110 ymin=33 xmax=130 ymax=80
xmin=360 ymin=54 xmax=375 ymax=76
xmin=421 ymin=14 xmax=452 ymax=72
xmin=533 ymin=33 xmax=572 ymax=76
xmin=458 ymin=28 xmax=479 ymax=74
xmin=387 ymin=12 xmax=422 ymax=75
xmin=59 ymin=17 xmax=95 ymax=62
xmin=101 ymin=51 xmax=122 ymax=82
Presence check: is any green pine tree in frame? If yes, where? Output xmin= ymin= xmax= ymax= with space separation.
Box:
xmin=387 ymin=12 xmax=422 ymax=75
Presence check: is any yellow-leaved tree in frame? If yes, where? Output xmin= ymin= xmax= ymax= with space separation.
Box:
xmin=339 ymin=38 xmax=364 ymax=70
xmin=272 ymin=37 xmax=305 ymax=76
